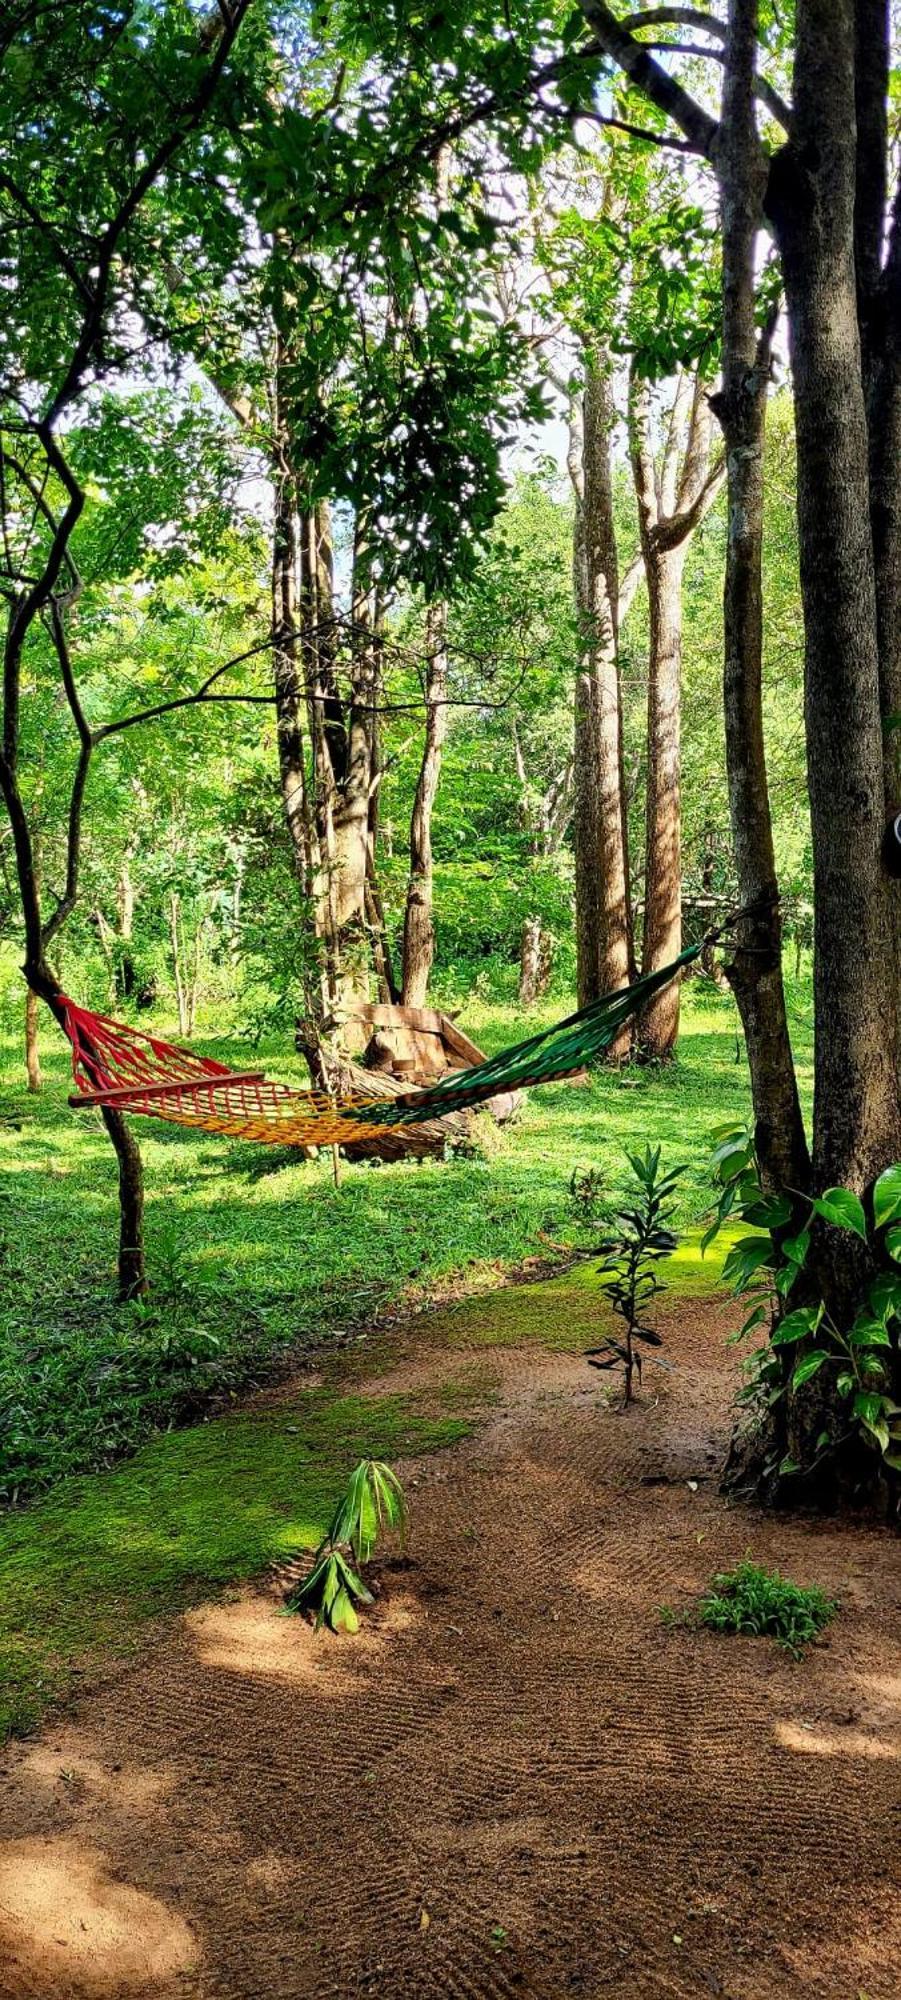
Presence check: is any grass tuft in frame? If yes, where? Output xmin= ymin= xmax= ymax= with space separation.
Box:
xmin=696 ymin=1559 xmax=837 ymax=1656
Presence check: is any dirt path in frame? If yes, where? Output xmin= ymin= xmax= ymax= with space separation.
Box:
xmin=1 ymin=1288 xmax=899 ymax=2000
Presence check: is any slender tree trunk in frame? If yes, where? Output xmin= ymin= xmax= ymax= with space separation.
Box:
xmin=22 ymin=955 xmax=147 ymax=1298
xmin=628 ymin=367 xmax=724 ymax=1058
xmin=712 ymin=0 xmax=810 ymax=1191
xmin=519 ymin=915 xmax=551 ymax=1005
xmin=365 ymin=869 xmax=398 ymax=1003
xmin=572 ymin=355 xmax=634 ymax=1054
xmin=402 ymin=601 xmax=448 ymax=1006
xmin=640 ymin=544 xmax=686 ymax=1056
xmin=25 ymin=988 xmax=41 ymax=1092
xmin=100 ymin=1104 xmax=146 ymax=1300
xmin=116 ymin=848 xmax=136 ymax=998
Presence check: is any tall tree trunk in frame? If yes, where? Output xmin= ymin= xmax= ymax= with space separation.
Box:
xmin=24 ymin=987 xmax=41 ymax=1092
xmin=712 ymin=0 xmax=810 ymax=1191
xmin=629 ymin=368 xmax=725 ymax=1058
xmin=23 ymin=956 xmax=147 ymax=1298
xmin=100 ymin=1104 xmax=146 ymax=1300
xmin=768 ymin=0 xmax=900 ymax=1196
xmin=640 ymin=542 xmax=686 ymax=1056
xmin=116 ymin=847 xmax=137 ymax=998
xmin=572 ymin=353 xmax=634 ymax=1055
xmin=272 ymin=447 xmax=315 ymax=902
xmin=519 ymin=915 xmax=551 ymax=1005
xmin=402 ymin=601 xmax=448 ymax=1006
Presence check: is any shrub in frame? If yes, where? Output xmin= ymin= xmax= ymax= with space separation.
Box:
xmin=705 ymin=1126 xmax=901 ymax=1483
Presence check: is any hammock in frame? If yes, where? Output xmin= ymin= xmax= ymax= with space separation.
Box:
xmin=60 ymin=944 xmax=702 ymax=1152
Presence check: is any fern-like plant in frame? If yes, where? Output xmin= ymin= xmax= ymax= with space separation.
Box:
xmin=286 ymin=1459 xmax=408 ymax=1633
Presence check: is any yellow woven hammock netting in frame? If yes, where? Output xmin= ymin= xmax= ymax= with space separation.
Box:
xmin=60 ymin=946 xmax=702 ymax=1154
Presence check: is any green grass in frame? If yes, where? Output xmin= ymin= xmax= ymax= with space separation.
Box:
xmin=695 ymin=1559 xmax=838 ymax=1657
xmin=0 ymin=974 xmax=813 ymax=1500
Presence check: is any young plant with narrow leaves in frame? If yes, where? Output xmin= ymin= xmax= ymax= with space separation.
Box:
xmin=585 ymin=1147 xmax=685 ymax=1404
xmin=286 ymin=1459 xmax=408 ymax=1634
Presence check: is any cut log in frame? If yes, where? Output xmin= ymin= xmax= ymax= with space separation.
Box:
xmin=353 ymin=999 xmax=521 ymax=1125
xmin=332 ymin=1056 xmax=474 ymax=1161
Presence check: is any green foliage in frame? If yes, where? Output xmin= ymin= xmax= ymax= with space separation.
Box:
xmin=285 ymin=1457 xmax=408 ymax=1632
xmin=695 ymin=1561 xmax=837 ymax=1659
xmin=705 ymin=1132 xmax=901 ymax=1482
xmin=586 ymin=1146 xmax=685 ymax=1403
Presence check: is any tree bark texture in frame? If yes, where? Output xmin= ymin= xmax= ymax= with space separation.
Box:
xmin=100 ymin=1104 xmax=147 ymax=1300
xmin=768 ymin=0 xmax=901 ymax=1194
xmin=571 ymin=354 xmax=634 ymax=1056
xmin=25 ymin=987 xmax=42 ymax=1092
xmin=713 ymin=0 xmax=811 ymax=1190
xmin=402 ymin=601 xmax=448 ymax=1006
xmin=629 ymin=370 xmax=725 ymax=1057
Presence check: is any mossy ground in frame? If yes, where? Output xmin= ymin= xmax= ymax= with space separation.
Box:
xmin=0 ymin=1384 xmax=470 ymax=1740
xmin=0 ymin=1241 xmax=738 ymax=1744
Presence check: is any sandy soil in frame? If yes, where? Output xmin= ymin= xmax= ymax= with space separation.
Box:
xmin=1 ymin=1290 xmax=899 ymax=2000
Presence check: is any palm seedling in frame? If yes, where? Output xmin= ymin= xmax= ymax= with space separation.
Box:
xmin=285 ymin=1458 xmax=408 ymax=1633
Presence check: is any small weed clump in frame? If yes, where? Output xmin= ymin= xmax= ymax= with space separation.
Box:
xmin=696 ymin=1559 xmax=837 ymax=1656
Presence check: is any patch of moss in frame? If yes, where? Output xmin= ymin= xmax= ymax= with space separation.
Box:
xmin=427 ymin=1230 xmax=736 ymax=1355
xmin=0 ymin=1389 xmax=469 ymax=1740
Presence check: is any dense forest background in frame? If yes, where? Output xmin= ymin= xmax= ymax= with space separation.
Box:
xmin=0 ymin=407 xmax=809 ymax=1034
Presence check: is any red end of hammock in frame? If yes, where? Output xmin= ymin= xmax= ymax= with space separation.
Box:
xmin=61 ymin=996 xmax=237 ymax=1105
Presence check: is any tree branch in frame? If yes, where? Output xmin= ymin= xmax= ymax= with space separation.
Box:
xmin=45 ymin=0 xmax=254 ymax=426
xmin=621 ymin=7 xmax=792 ymax=128
xmin=42 ymin=602 xmax=92 ymax=947
xmin=577 ymin=1 xmax=720 ymax=159
xmin=638 ymin=38 xmax=791 ymax=129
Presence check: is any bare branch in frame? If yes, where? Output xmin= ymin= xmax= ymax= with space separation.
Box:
xmin=577 ymin=1 xmax=720 ymax=159
xmin=621 ymin=6 xmax=792 ymax=128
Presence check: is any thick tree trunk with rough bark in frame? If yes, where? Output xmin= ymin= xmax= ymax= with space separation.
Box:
xmin=713 ymin=0 xmax=811 ymax=1192
xmin=576 ymin=0 xmax=899 ymax=1509
xmin=768 ymin=0 xmax=901 ymax=1198
xmin=402 ymin=602 xmax=448 ymax=1007
xmin=571 ymin=354 xmax=634 ymax=1056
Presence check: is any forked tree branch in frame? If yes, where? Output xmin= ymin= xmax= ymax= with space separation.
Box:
xmin=577 ymin=1 xmax=720 ymax=158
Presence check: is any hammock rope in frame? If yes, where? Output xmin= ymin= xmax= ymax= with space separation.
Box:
xmin=59 ymin=942 xmax=704 ymax=1152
